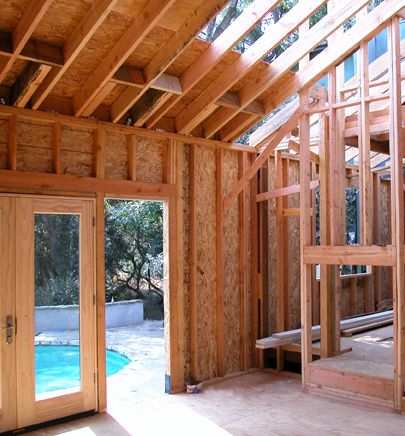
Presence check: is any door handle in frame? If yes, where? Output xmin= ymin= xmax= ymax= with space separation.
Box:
xmin=0 ymin=315 xmax=14 ymax=344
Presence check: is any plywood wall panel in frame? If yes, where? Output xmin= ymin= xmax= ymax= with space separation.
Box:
xmin=195 ymin=145 xmax=217 ymax=381
xmin=288 ymin=160 xmax=300 ymax=329
xmin=16 ymin=122 xmax=53 ymax=173
xmin=105 ymin=132 xmax=128 ymax=180
xmin=61 ymin=126 xmax=93 ymax=177
xmin=223 ymin=149 xmax=240 ymax=374
xmin=0 ymin=119 xmax=7 ymax=169
xmin=182 ymin=145 xmax=192 ymax=383
xmin=136 ymin=137 xmax=163 ymax=183
xmin=267 ymin=157 xmax=276 ymax=336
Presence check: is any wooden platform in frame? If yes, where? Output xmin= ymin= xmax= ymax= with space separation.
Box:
xmin=308 ymin=326 xmax=394 ymax=401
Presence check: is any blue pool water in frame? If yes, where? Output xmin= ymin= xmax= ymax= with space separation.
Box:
xmin=35 ymin=345 xmax=130 ymax=395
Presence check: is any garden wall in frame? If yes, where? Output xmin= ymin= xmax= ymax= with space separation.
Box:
xmin=35 ymin=300 xmax=144 ymax=333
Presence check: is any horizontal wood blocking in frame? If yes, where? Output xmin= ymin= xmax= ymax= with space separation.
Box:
xmin=0 ymin=170 xmax=177 ymax=199
xmin=308 ymin=365 xmax=394 ymax=401
xmin=303 ymin=245 xmax=396 ymax=267
xmin=0 ymin=105 xmax=255 ymax=153
xmin=256 ymin=179 xmax=319 ymax=202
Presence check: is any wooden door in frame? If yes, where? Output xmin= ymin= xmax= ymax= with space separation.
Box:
xmin=0 ymin=197 xmax=17 ymax=432
xmin=0 ymin=196 xmax=96 ymax=432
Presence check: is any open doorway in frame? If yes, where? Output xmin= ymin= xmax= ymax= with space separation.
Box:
xmin=103 ymin=199 xmax=167 ymax=411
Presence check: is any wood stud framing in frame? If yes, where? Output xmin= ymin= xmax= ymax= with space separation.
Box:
xmin=0 ymin=0 xmax=404 ymax=425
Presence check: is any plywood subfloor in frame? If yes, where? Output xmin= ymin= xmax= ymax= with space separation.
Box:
xmin=28 ymin=370 xmax=405 ymax=435
xmin=311 ymin=325 xmax=394 ymax=380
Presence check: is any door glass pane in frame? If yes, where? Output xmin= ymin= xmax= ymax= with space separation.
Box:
xmin=34 ymin=214 xmax=80 ymax=399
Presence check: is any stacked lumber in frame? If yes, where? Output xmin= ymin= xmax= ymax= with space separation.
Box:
xmin=256 ymin=311 xmax=393 ymax=349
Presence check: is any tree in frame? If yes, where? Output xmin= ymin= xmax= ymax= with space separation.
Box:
xmin=35 ymin=214 xmax=80 ymax=306
xmin=105 ymin=200 xmax=164 ymax=318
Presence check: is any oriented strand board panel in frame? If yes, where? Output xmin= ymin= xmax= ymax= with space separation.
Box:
xmin=105 ymin=132 xmax=128 ymax=180
xmin=379 ymin=180 xmax=392 ymax=301
xmin=136 ymin=137 xmax=163 ymax=183
xmin=16 ymin=121 xmax=53 ymax=173
xmin=61 ymin=125 xmax=93 ymax=177
xmin=223 ymin=149 xmax=240 ymax=374
xmin=182 ymin=145 xmax=192 ymax=383
xmin=0 ymin=119 xmax=8 ymax=169
xmin=287 ymin=160 xmax=300 ymax=329
xmin=195 ymin=145 xmax=217 ymax=381
xmin=267 ymin=157 xmax=276 ymax=335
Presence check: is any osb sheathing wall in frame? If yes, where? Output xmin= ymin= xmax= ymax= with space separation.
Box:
xmin=0 ymin=118 xmax=251 ymax=385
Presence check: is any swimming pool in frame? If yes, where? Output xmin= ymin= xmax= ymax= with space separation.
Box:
xmin=35 ymin=345 xmax=130 ymax=395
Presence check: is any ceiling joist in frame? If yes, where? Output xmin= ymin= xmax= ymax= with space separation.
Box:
xmin=175 ymin=0 xmax=327 ymax=135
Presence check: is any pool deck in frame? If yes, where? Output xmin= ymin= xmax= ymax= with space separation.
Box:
xmin=35 ymin=320 xmax=166 ymax=402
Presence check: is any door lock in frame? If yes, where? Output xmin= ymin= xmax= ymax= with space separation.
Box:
xmin=0 ymin=315 xmax=14 ymax=344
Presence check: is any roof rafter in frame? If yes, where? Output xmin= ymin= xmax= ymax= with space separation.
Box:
xmin=31 ymin=0 xmax=119 ymax=109
xmin=175 ymin=0 xmax=327 ymax=135
xmin=0 ymin=0 xmax=53 ymax=83
xmin=73 ymin=0 xmax=176 ymax=117
xmin=224 ymin=0 xmax=404 ymax=142
xmin=145 ymin=0 xmax=282 ymax=128
xmin=223 ymin=107 xmax=302 ymax=210
xmin=207 ymin=0 xmax=371 ymax=140
xmin=109 ymin=0 xmax=230 ymax=123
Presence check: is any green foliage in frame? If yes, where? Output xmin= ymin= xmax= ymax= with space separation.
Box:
xmin=105 ymin=200 xmax=164 ymax=319
xmin=35 ymin=214 xmax=80 ymax=306
xmin=34 ymin=201 xmax=165 ymax=320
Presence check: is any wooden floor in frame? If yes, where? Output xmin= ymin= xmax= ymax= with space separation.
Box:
xmin=309 ymin=325 xmax=394 ymax=402
xmin=28 ymin=369 xmax=405 ymax=435
xmin=313 ymin=325 xmax=393 ymax=378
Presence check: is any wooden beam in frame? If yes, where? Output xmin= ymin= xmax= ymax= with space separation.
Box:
xmin=0 ymin=0 xmax=53 ymax=83
xmin=31 ymin=0 xmax=119 ymax=109
xmin=250 ymin=100 xmax=299 ymax=148
xmin=223 ymin=108 xmax=302 ymax=209
xmin=95 ymin=192 xmax=107 ymax=411
xmin=358 ymin=41 xmax=375 ymax=313
xmin=110 ymin=0 xmax=230 ymax=122
xmin=318 ymin=94 xmax=336 ymax=358
xmin=209 ymin=0 xmax=371 ymax=140
xmin=328 ymin=66 xmax=345 ymax=355
xmin=256 ymin=179 xmax=319 ymax=203
xmin=299 ymin=91 xmax=313 ymax=389
xmin=175 ymin=0 xmax=327 ymax=134
xmin=388 ymin=16 xmax=405 ymax=413
xmin=11 ymin=62 xmax=51 ymax=108
xmin=146 ymin=0 xmax=280 ymax=128
xmin=93 ymin=128 xmax=106 ymax=178
xmin=0 ymin=32 xmax=64 ymax=67
xmin=73 ymin=0 xmax=176 ymax=116
xmin=0 ymin=170 xmax=177 ymax=199
xmin=8 ymin=115 xmax=17 ymax=171
xmin=130 ymin=89 xmax=173 ymax=127
xmin=265 ymin=0 xmax=403 ymax=116
xmin=304 ymin=245 xmax=396 ymax=267
xmin=0 ymin=104 xmax=256 ymax=154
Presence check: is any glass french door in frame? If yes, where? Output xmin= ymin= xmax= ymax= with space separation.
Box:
xmin=0 ymin=195 xmax=96 ymax=432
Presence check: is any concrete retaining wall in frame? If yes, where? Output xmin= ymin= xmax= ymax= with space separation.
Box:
xmin=35 ymin=299 xmax=144 ymax=333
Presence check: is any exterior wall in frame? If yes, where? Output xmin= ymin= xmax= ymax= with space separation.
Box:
xmin=0 ymin=115 xmax=252 ymax=388
xmin=35 ymin=300 xmax=144 ymax=333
